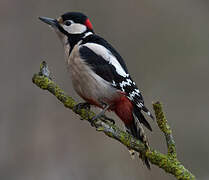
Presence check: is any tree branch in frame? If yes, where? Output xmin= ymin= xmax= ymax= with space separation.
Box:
xmin=32 ymin=61 xmax=195 ymax=180
xmin=153 ymin=102 xmax=176 ymax=159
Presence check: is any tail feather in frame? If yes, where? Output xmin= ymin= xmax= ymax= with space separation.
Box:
xmin=114 ymin=95 xmax=152 ymax=169
xmin=127 ymin=103 xmax=154 ymax=169
xmin=125 ymin=112 xmax=151 ymax=169
xmin=134 ymin=107 xmax=152 ymax=131
xmin=132 ymin=112 xmax=149 ymax=148
xmin=141 ymin=105 xmax=154 ymax=120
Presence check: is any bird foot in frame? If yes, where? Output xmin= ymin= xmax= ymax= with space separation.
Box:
xmin=89 ymin=104 xmax=111 ymax=127
xmin=73 ymin=102 xmax=91 ymax=112
xmin=101 ymin=115 xmax=115 ymax=124
xmin=89 ymin=114 xmax=115 ymax=127
xmin=73 ymin=102 xmax=91 ymax=120
xmin=89 ymin=114 xmax=101 ymax=127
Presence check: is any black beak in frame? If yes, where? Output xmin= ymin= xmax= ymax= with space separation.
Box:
xmin=39 ymin=17 xmax=59 ymax=28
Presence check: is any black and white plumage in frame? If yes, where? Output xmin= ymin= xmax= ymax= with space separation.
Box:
xmin=39 ymin=12 xmax=154 ymax=168
xmin=79 ymin=34 xmax=154 ymax=124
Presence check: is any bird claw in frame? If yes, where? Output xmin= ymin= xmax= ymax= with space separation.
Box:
xmin=101 ymin=115 xmax=115 ymax=124
xmin=73 ymin=102 xmax=91 ymax=120
xmin=89 ymin=114 xmax=115 ymax=127
xmin=73 ymin=102 xmax=91 ymax=112
xmin=89 ymin=113 xmax=101 ymax=127
xmin=90 ymin=118 xmax=97 ymax=127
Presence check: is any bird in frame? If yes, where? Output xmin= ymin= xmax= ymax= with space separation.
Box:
xmin=39 ymin=12 xmax=154 ymax=168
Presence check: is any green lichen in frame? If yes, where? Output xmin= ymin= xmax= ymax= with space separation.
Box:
xmin=146 ymin=150 xmax=195 ymax=180
xmin=153 ymin=102 xmax=177 ymax=159
xmin=32 ymin=62 xmax=195 ymax=180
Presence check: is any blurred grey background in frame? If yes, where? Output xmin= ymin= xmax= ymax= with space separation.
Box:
xmin=0 ymin=0 xmax=209 ymax=179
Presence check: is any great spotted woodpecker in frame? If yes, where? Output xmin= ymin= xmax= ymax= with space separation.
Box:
xmin=39 ymin=12 xmax=154 ymax=168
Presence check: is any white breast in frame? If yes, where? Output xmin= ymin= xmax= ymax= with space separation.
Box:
xmin=67 ymin=44 xmax=119 ymax=106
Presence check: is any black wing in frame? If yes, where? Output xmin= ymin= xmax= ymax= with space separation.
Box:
xmin=79 ymin=36 xmax=154 ymax=120
xmin=81 ymin=34 xmax=129 ymax=73
xmin=79 ymin=45 xmax=126 ymax=85
xmin=79 ymin=40 xmax=143 ymax=98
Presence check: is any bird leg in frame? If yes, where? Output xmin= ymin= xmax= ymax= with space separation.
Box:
xmin=90 ymin=103 xmax=110 ymax=126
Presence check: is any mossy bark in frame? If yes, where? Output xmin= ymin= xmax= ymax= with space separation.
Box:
xmin=32 ymin=61 xmax=195 ymax=180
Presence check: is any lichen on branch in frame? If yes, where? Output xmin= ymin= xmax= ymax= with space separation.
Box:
xmin=32 ymin=61 xmax=195 ymax=180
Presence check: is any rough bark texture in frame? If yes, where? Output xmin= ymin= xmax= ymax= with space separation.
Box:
xmin=32 ymin=61 xmax=195 ymax=180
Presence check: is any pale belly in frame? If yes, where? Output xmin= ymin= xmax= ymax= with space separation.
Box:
xmin=67 ymin=45 xmax=120 ymax=106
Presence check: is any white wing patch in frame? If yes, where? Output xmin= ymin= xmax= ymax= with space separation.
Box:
xmin=119 ymin=79 xmax=132 ymax=91
xmin=83 ymin=43 xmax=129 ymax=77
xmin=129 ymin=89 xmax=141 ymax=100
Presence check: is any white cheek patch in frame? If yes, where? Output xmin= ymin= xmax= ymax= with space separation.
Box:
xmin=63 ymin=23 xmax=87 ymax=34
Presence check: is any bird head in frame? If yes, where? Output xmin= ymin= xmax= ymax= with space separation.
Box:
xmin=39 ymin=12 xmax=93 ymax=35
xmin=39 ymin=12 xmax=94 ymax=54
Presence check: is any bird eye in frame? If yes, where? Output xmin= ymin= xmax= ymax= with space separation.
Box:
xmin=64 ymin=20 xmax=72 ymax=26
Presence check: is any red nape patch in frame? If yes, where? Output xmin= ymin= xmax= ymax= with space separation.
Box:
xmin=85 ymin=18 xmax=93 ymax=30
xmin=114 ymin=96 xmax=134 ymax=125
